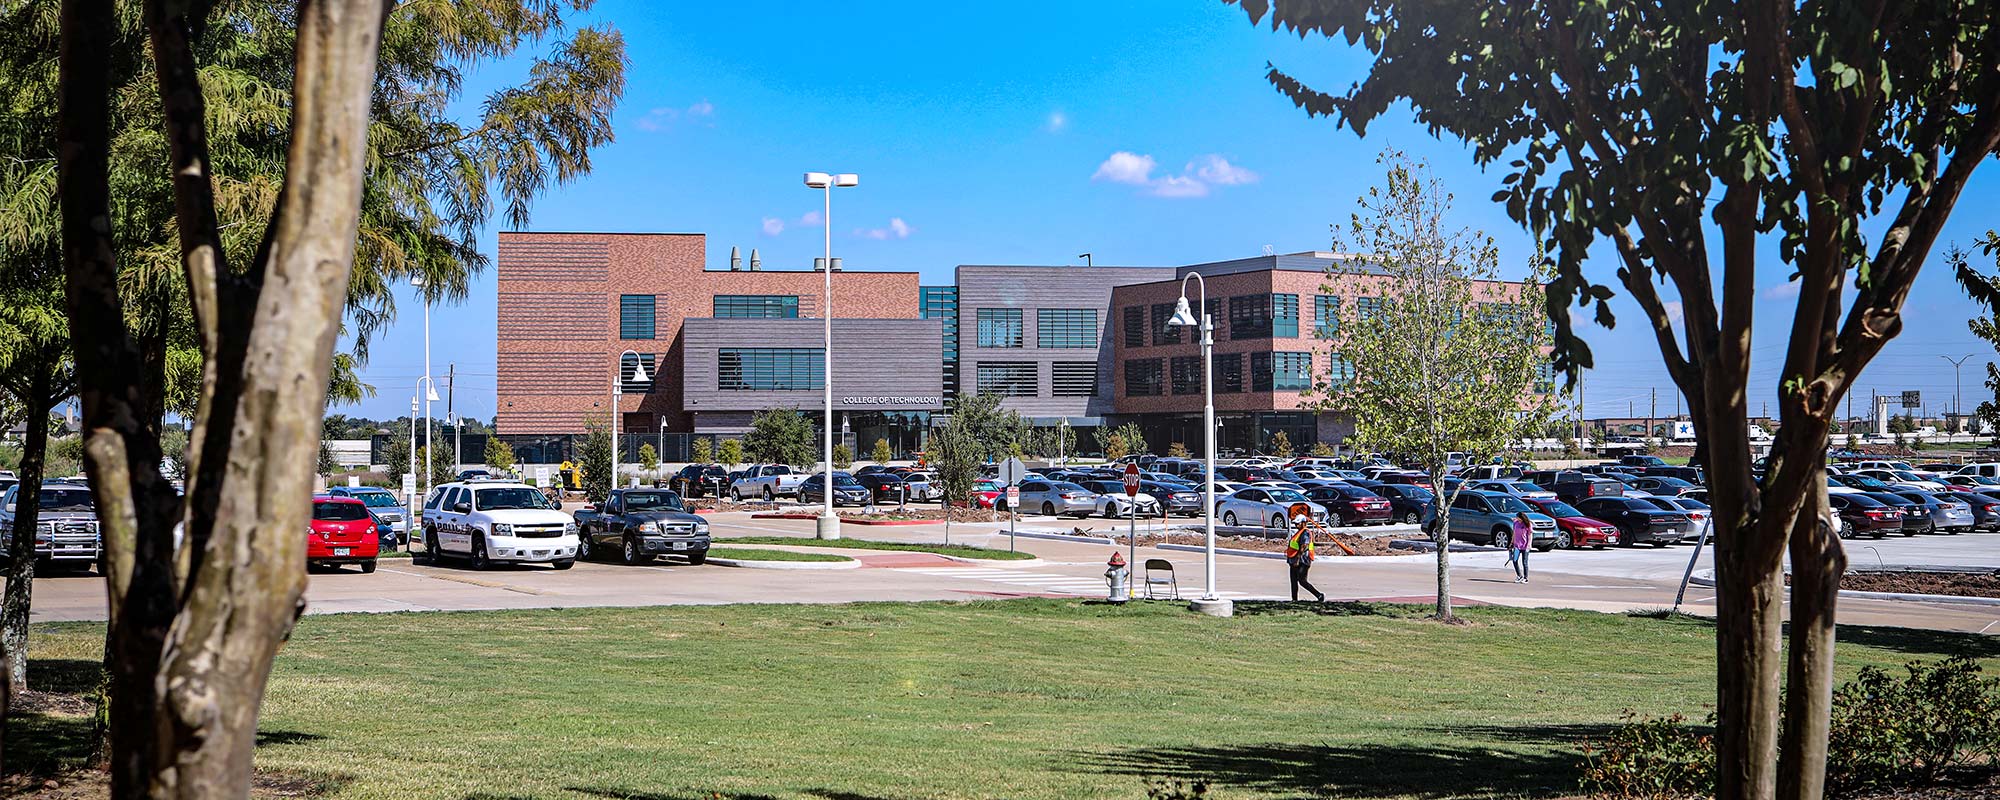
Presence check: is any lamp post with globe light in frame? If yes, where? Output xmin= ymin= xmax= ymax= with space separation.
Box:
xmin=612 ymin=350 xmax=650 ymax=492
xmin=1167 ymin=272 xmax=1230 ymax=616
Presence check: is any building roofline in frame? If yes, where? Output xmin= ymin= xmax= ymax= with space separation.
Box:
xmin=498 ymin=230 xmax=705 ymax=236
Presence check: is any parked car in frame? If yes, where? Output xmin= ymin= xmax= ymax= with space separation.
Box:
xmin=573 ymin=488 xmax=710 ymax=565
xmin=1573 ymin=495 xmax=1691 ymax=547
xmin=672 ymin=463 xmax=732 ymax=498
xmin=323 ymin=485 xmax=409 ymax=550
xmin=1856 ymin=469 xmax=1947 ymax=492
xmin=0 ymin=482 xmax=101 ymax=572
xmin=1471 ymin=480 xmax=1557 ymax=501
xmin=1615 ymin=454 xmax=1671 ymax=473
xmin=1141 ymin=480 xmax=1205 ymax=516
xmin=1216 ymin=486 xmax=1328 ymax=528
xmin=1891 ymin=490 xmax=1973 ymax=534
xmin=1827 ymin=493 xmax=1902 ymax=539
xmin=1370 ymin=483 xmax=1437 ymax=526
xmin=1955 ymin=462 xmax=2000 ymax=479
xmin=1858 ymin=491 xmax=1929 ymax=535
xmin=1636 ymin=495 xmax=1707 ymax=537
xmin=1521 ymin=497 xmax=1622 ymax=549
xmin=1077 ymin=480 xmax=1163 ymax=518
xmin=967 ymin=479 xmax=1004 ymax=509
xmin=1459 ymin=465 xmax=1526 ymax=482
xmin=307 ymin=495 xmax=380 ymax=573
xmin=1443 ymin=491 xmax=1559 ymax=550
xmin=798 ymin=473 xmax=874 ymax=506
xmin=1549 ymin=476 xmax=1629 ymax=503
xmin=1940 ymin=490 xmax=2000 ymax=531
xmin=1941 ymin=473 xmax=2000 ymax=489
xmin=1304 ymin=483 xmax=1393 ymax=526
xmin=1628 ymin=476 xmax=1700 ymax=497
xmin=729 ymin=464 xmax=808 ymax=501
xmin=418 ymin=480 xmax=578 ymax=570
xmin=1014 ymin=480 xmax=1097 ymax=518
xmin=1374 ymin=471 xmax=1435 ymax=491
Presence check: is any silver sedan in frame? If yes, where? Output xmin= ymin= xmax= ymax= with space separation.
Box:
xmin=1014 ymin=480 xmax=1098 ymax=518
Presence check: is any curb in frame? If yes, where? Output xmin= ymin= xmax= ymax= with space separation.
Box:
xmin=1005 ymin=529 xmax=1119 ymax=546
xmin=1687 ymin=568 xmax=2000 ymax=607
xmin=709 ymin=542 xmax=1044 ymax=567
xmin=934 ymin=553 xmax=1046 ymax=567
xmin=750 ymin=513 xmax=963 ymax=527
xmin=1157 ymin=543 xmax=1283 ymax=560
xmin=1388 ymin=539 xmax=1506 ymax=553
xmin=706 ymin=555 xmax=861 ymax=570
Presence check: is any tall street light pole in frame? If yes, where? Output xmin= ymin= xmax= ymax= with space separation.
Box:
xmin=408 ymin=395 xmax=419 ymax=524
xmin=1168 ymin=272 xmax=1230 ymax=617
xmin=1943 ymin=354 xmax=1976 ymax=432
xmin=413 ymin=275 xmax=434 ymax=498
xmin=805 ymin=171 xmax=858 ymax=540
xmin=613 ymin=350 xmax=650 ymax=493
xmin=415 ymin=377 xmax=440 ymax=497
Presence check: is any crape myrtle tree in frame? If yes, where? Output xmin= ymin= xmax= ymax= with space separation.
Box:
xmin=578 ymin=421 xmax=612 ymax=502
xmin=1227 ymin=2 xmax=2000 ymax=798
xmin=743 ymin=408 xmax=816 ymax=468
xmin=1308 ymin=152 xmax=1557 ymax=622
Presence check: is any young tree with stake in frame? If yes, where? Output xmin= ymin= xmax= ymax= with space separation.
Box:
xmin=1310 ymin=152 xmax=1558 ymax=622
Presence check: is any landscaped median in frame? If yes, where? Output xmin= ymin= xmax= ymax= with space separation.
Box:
xmin=717 ymin=535 xmax=1038 ymax=562
xmin=703 ymin=546 xmax=860 ymax=570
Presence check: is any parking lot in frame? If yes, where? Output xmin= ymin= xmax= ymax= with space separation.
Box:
xmin=23 ymin=507 xmax=2000 ymax=634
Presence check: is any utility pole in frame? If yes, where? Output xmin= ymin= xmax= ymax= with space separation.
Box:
xmin=448 ymin=363 xmax=460 ymax=476
xmin=1943 ymin=354 xmax=1975 ymax=432
xmin=1649 ymin=387 xmax=1656 ymax=445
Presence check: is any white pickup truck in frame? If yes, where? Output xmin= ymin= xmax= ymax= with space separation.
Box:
xmin=729 ymin=464 xmax=808 ymax=501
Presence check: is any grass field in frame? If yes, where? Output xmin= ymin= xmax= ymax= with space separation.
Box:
xmin=15 ymin=602 xmax=1999 ymax=800
xmin=706 ymin=546 xmax=854 ymax=562
xmin=717 ymin=535 xmax=1039 ymax=561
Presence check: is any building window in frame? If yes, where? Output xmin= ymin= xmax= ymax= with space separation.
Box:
xmin=619 ymin=295 xmax=655 ymax=339
xmin=1037 ymin=309 xmax=1098 ymax=349
xmin=718 ymin=348 xmax=823 ymax=391
xmin=1229 ymin=294 xmax=1273 ymax=339
xmin=713 ymin=295 xmax=800 ymax=318
xmin=976 ymin=361 xmax=1038 ymax=396
xmin=1151 ymin=303 xmax=1181 ymax=345
xmin=1357 ymin=296 xmax=1383 ymax=322
xmin=1170 ymin=356 xmax=1203 ymax=395
xmin=921 ymin=286 xmax=959 ymax=401
xmin=1314 ymin=295 xmax=1341 ymax=338
xmin=1124 ymin=359 xmax=1165 ymax=397
xmin=1206 ymin=298 xmax=1225 ymax=342
xmin=1273 ymin=294 xmax=1300 ymax=338
xmin=1051 ymin=362 xmax=1098 ymax=397
xmin=975 ymin=308 xmax=1024 ymax=348
xmin=1535 ymin=360 xmax=1557 ymax=394
xmin=619 ymin=353 xmax=657 ymax=393
xmin=1327 ymin=353 xmax=1355 ymax=389
xmin=1215 ymin=353 xmax=1243 ymax=394
xmin=1249 ymin=352 xmax=1312 ymax=392
xmin=1122 ymin=306 xmax=1146 ymax=348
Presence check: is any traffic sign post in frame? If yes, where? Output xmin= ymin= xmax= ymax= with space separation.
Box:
xmin=1005 ymin=485 xmax=1021 ymax=552
xmin=1125 ymin=462 xmax=1141 ymax=566
xmin=998 ymin=457 xmax=1028 ymax=486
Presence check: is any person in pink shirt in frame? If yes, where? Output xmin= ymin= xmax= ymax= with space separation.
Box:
xmin=1509 ymin=512 xmax=1533 ymax=583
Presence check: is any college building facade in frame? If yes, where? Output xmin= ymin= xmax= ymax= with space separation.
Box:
xmin=493 ymin=232 xmax=1542 ymax=460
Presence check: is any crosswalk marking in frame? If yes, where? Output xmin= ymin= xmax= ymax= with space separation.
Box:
xmin=891 ymin=567 xmax=1246 ymax=598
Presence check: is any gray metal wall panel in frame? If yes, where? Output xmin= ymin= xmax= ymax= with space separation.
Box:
xmin=953 ymin=265 xmax=1174 ymax=419
xmin=682 ymin=318 xmax=945 ymax=415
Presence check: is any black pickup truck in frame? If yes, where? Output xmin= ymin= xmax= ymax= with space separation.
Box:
xmin=572 ymin=488 xmax=712 ymax=566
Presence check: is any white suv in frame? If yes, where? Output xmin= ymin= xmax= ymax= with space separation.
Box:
xmin=419 ymin=480 xmax=578 ymax=570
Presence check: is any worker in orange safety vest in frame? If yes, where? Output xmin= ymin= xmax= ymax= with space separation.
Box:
xmin=1284 ymin=524 xmax=1325 ymax=603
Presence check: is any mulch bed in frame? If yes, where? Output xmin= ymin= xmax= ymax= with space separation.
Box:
xmin=1796 ymin=570 xmax=2000 ymax=598
xmin=1034 ymin=529 xmax=1404 ymax=556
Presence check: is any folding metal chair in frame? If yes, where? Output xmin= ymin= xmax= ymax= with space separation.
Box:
xmin=1143 ymin=558 xmax=1180 ymax=600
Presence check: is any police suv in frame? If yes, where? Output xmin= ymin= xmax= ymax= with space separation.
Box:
xmin=418 ymin=479 xmax=578 ymax=570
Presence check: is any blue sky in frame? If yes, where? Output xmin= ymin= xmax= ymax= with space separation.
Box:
xmin=342 ymin=0 xmax=2000 ymax=427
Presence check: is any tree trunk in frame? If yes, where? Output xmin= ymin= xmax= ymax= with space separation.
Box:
xmin=1714 ymin=518 xmax=1787 ymax=800
xmin=2 ymin=355 xmax=54 ymax=703
xmin=1779 ymin=474 xmax=1841 ymax=800
xmin=1432 ymin=499 xmax=1452 ymax=621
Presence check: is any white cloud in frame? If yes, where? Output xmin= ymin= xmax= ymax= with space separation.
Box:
xmin=856 ymin=217 xmax=914 ymax=240
xmin=1045 ymin=111 xmax=1068 ymax=133
xmin=1092 ymin=151 xmax=1255 ymax=198
xmin=797 ymin=210 xmax=823 ymax=226
xmin=632 ymin=100 xmax=716 ymax=132
xmin=1663 ymin=301 xmax=1685 ymax=324
xmin=687 ymin=98 xmax=714 ymax=117
xmin=1092 ymin=151 xmax=1157 ymax=185
xmin=760 ymin=217 xmax=784 ymax=236
xmin=1192 ymin=154 xmax=1258 ymax=186
xmin=1764 ymin=280 xmax=1801 ymax=300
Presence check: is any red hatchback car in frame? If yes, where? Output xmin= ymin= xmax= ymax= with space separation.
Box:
xmin=1523 ymin=497 xmax=1622 ymax=550
xmin=308 ymin=495 xmax=380 ymax=573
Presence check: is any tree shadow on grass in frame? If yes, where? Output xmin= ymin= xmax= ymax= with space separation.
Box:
xmin=1231 ymin=600 xmax=1394 ymax=618
xmin=1434 ymin=722 xmax=1631 ymax=745
xmin=556 ymin=787 xmax=905 ymax=800
xmin=1834 ymin=622 xmax=2000 ymax=659
xmin=27 ymin=658 xmax=103 ymax=696
xmin=5 ymin=709 xmax=97 ymax=777
xmin=256 ymin=729 xmax=327 ymax=747
xmin=1068 ymin=741 xmax=1580 ymax=799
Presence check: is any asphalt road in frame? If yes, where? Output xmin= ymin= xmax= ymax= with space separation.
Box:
xmin=19 ymin=509 xmax=2000 ymax=635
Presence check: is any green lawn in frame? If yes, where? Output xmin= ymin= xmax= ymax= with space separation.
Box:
xmin=718 ymin=535 xmax=1039 ymax=561
xmin=707 ymin=546 xmax=854 ymax=562
xmin=16 ymin=602 xmax=1998 ymax=800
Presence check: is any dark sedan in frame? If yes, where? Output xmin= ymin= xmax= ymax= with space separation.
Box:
xmin=1301 ymin=484 xmax=1393 ymax=526
xmin=856 ymin=472 xmax=916 ymax=502
xmin=672 ymin=463 xmax=731 ymax=498
xmin=1370 ymin=482 xmax=1437 ymax=526
xmin=1628 ymin=476 xmax=1700 ymax=497
xmin=1828 ymin=493 xmax=1901 ymax=539
xmin=798 ymin=473 xmax=873 ymax=506
xmin=1574 ymin=496 xmax=1691 ymax=546
xmin=1941 ymin=490 xmax=2000 ymax=531
xmin=1859 ymin=491 xmax=1928 ymax=536
xmin=1141 ymin=480 xmax=1206 ymax=516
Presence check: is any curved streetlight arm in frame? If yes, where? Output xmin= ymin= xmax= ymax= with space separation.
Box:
xmin=1171 ymin=271 xmax=1219 ymax=604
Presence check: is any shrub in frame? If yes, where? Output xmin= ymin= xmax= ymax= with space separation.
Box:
xmin=872 ymin=438 xmax=893 ymax=464
xmin=1579 ymin=712 xmax=1714 ymax=799
xmin=1167 ymin=441 xmax=1190 ymax=458
xmin=690 ymin=436 xmax=714 ymax=465
xmin=1310 ymin=441 xmax=1336 ymax=456
xmin=1826 ymin=656 xmax=2000 ymax=795
xmin=832 ymin=443 xmax=853 ymax=470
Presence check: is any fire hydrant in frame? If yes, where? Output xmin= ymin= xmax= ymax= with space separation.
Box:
xmin=1105 ymin=551 xmax=1131 ymax=603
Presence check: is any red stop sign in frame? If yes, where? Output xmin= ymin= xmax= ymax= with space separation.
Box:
xmin=1124 ymin=463 xmax=1141 ymax=497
